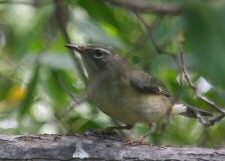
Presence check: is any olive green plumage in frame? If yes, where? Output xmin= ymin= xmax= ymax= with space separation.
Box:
xmin=66 ymin=44 xmax=212 ymax=130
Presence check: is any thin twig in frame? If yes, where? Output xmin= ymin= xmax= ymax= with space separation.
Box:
xmin=181 ymin=52 xmax=225 ymax=114
xmin=125 ymin=34 xmax=149 ymax=58
xmin=180 ymin=52 xmax=225 ymax=126
xmin=104 ymin=0 xmax=182 ymax=15
xmin=135 ymin=13 xmax=163 ymax=54
xmin=135 ymin=12 xmax=177 ymax=58
xmin=54 ymin=0 xmax=87 ymax=83
xmin=126 ymin=15 xmax=163 ymax=58
xmin=56 ymin=95 xmax=87 ymax=119
xmin=208 ymin=114 xmax=225 ymax=126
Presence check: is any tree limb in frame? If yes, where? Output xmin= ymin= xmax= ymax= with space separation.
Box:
xmin=0 ymin=134 xmax=224 ymax=161
xmin=104 ymin=0 xmax=182 ymax=15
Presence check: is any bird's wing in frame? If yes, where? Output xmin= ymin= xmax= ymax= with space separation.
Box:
xmin=130 ymin=71 xmax=172 ymax=97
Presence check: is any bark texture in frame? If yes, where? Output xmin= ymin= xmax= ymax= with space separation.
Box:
xmin=0 ymin=134 xmax=224 ymax=161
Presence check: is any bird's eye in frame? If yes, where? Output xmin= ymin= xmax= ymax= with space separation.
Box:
xmin=93 ymin=49 xmax=105 ymax=59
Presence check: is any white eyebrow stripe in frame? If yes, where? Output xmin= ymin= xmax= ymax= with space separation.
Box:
xmin=96 ymin=48 xmax=110 ymax=55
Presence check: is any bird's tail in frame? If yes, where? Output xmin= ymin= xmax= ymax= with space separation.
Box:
xmin=171 ymin=103 xmax=213 ymax=118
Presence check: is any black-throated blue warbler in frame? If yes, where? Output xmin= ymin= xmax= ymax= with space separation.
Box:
xmin=66 ymin=44 xmax=212 ymax=141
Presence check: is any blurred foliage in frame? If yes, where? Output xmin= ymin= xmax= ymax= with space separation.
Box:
xmin=0 ymin=0 xmax=225 ymax=147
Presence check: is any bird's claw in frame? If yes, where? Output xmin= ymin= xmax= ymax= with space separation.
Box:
xmin=123 ymin=137 xmax=151 ymax=146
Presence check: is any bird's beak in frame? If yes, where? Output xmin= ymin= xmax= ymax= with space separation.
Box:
xmin=65 ymin=44 xmax=85 ymax=54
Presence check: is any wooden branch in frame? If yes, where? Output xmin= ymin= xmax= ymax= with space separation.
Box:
xmin=0 ymin=134 xmax=224 ymax=160
xmin=104 ymin=0 xmax=182 ymax=15
xmin=180 ymin=52 xmax=224 ymax=114
xmin=180 ymin=52 xmax=225 ymax=125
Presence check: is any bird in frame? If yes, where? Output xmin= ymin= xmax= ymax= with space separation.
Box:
xmin=66 ymin=44 xmax=213 ymax=142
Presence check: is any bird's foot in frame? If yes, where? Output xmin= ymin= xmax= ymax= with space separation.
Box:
xmin=85 ymin=128 xmax=124 ymax=142
xmin=123 ymin=137 xmax=151 ymax=146
xmin=124 ymin=122 xmax=157 ymax=146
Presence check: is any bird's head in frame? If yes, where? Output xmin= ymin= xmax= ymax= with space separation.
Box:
xmin=66 ymin=44 xmax=129 ymax=78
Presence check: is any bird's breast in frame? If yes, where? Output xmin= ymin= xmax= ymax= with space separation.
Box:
xmin=88 ymin=78 xmax=171 ymax=125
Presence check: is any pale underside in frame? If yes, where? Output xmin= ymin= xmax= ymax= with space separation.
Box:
xmin=89 ymin=78 xmax=172 ymax=126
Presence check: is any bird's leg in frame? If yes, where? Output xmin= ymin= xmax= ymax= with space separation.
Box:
xmin=124 ymin=122 xmax=157 ymax=145
xmin=160 ymin=115 xmax=170 ymax=133
xmin=141 ymin=122 xmax=157 ymax=140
